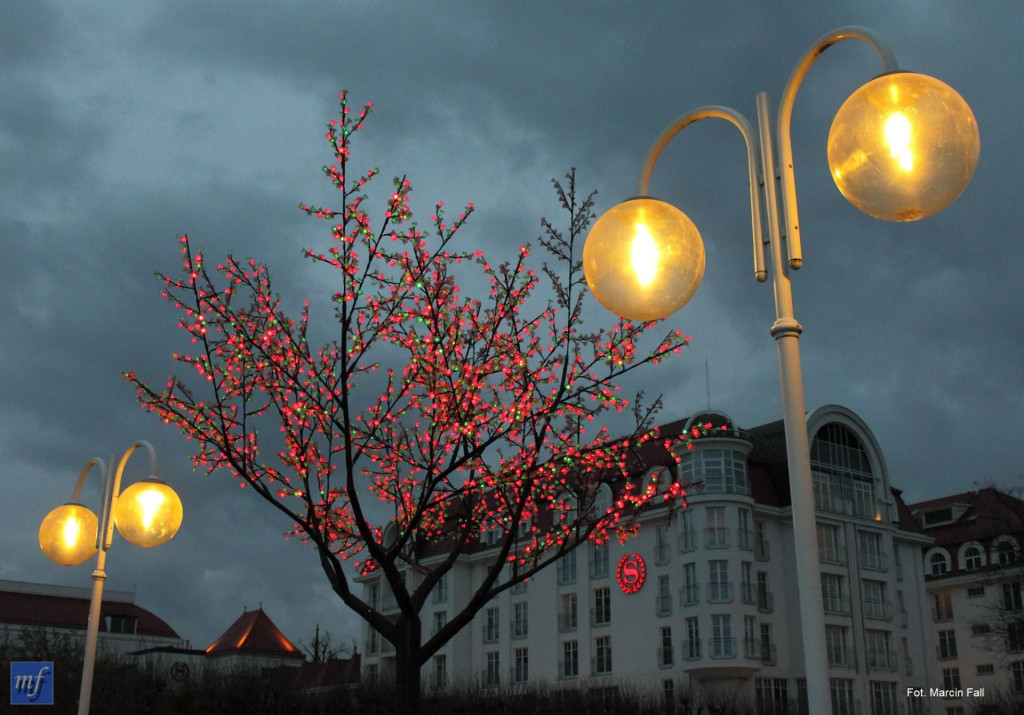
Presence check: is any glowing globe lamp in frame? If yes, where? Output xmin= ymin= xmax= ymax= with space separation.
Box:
xmin=828 ymin=72 xmax=979 ymax=222
xmin=583 ymin=197 xmax=705 ymax=321
xmin=40 ymin=503 xmax=99 ymax=566
xmin=114 ymin=479 xmax=183 ymax=548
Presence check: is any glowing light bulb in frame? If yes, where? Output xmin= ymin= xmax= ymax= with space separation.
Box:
xmin=136 ymin=488 xmax=166 ymax=529
xmin=63 ymin=516 xmax=82 ymax=547
xmin=631 ymin=224 xmax=658 ymax=286
xmin=884 ymin=113 xmax=913 ymax=171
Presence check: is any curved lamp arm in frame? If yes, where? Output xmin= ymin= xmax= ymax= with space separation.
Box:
xmin=102 ymin=440 xmax=159 ymax=550
xmin=777 ymin=25 xmax=899 ymax=269
xmin=638 ymin=106 xmax=768 ymax=282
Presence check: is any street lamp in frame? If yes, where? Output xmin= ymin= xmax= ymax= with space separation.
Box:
xmin=39 ymin=440 xmax=183 ymax=715
xmin=583 ymin=26 xmax=978 ymax=715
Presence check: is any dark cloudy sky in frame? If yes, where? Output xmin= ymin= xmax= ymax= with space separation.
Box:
xmin=3 ymin=1 xmax=1021 ymax=654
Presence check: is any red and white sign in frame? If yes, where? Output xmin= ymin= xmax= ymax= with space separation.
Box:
xmin=616 ymin=553 xmax=646 ymax=594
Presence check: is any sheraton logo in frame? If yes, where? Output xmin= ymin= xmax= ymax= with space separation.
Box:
xmin=616 ymin=553 xmax=646 ymax=594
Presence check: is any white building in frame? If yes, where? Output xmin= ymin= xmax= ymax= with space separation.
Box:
xmin=359 ymin=404 xmax=941 ymax=714
xmin=910 ymin=488 xmax=1024 ymax=713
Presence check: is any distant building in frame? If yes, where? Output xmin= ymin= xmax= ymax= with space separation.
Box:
xmin=358 ymin=404 xmax=936 ymax=714
xmin=910 ymin=488 xmax=1024 ymax=709
xmin=204 ymin=607 xmax=306 ymax=673
xmin=0 ymin=579 xmax=182 ymax=655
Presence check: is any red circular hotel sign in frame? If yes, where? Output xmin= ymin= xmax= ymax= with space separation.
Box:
xmin=616 ymin=553 xmax=646 ymax=593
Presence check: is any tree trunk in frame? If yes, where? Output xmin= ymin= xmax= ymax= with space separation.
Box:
xmin=392 ymin=618 xmax=422 ymax=709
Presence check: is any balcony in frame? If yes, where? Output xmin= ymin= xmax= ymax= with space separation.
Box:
xmin=658 ymin=645 xmax=674 ymax=668
xmin=706 ymin=581 xmax=733 ymax=603
xmin=823 ymin=595 xmax=851 ymax=616
xmin=867 ymin=649 xmax=898 ymax=672
xmin=558 ymin=610 xmax=577 ymax=633
xmin=679 ymin=529 xmax=698 ymax=553
xmin=655 ymin=540 xmax=671 ymax=565
xmin=680 ymin=584 xmax=700 ymax=606
xmin=705 ymin=527 xmax=731 ymax=549
xmin=860 ymin=550 xmax=888 ymax=573
xmin=743 ymin=637 xmax=760 ymax=660
xmin=683 ymin=639 xmax=702 ymax=661
xmin=757 ymin=590 xmax=775 ymax=614
xmin=863 ymin=599 xmax=892 ymax=621
xmin=738 ymin=528 xmax=753 ymax=551
xmin=755 ymin=539 xmax=771 ymax=561
xmin=709 ymin=637 xmax=736 ymax=660
xmin=828 ymin=647 xmax=856 ymax=669
xmin=760 ymin=642 xmax=777 ymax=666
xmin=819 ymin=543 xmax=847 ymax=566
xmin=740 ymin=582 xmax=756 ymax=605
xmin=655 ymin=594 xmax=673 ymax=617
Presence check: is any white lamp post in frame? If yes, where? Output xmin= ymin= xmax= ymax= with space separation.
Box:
xmin=583 ymin=26 xmax=978 ymax=715
xmin=39 ymin=440 xmax=183 ymax=715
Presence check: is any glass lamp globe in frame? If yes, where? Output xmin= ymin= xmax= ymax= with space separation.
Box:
xmin=114 ymin=479 xmax=183 ymax=547
xmin=828 ymin=71 xmax=979 ymax=222
xmin=39 ymin=503 xmax=99 ymax=566
xmin=583 ymin=197 xmax=705 ymax=322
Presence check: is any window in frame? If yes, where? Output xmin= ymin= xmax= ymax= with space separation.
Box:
xmin=757 ymin=571 xmax=773 ymax=612
xmin=708 ymin=560 xmax=730 ymax=602
xmin=592 ymin=484 xmax=612 ymax=517
xmin=559 ymin=548 xmax=577 ymax=584
xmin=740 ymin=561 xmax=754 ymax=604
xmin=995 ymin=536 xmax=1020 ymax=565
xmin=593 ymin=587 xmax=611 ymax=626
xmin=976 ymin=664 xmax=995 ymax=675
xmin=512 ymin=602 xmax=528 ymax=638
xmin=961 ymin=543 xmax=985 ymax=570
xmin=1004 ymin=582 xmax=1023 ymax=611
xmin=432 ymin=610 xmax=447 ymax=636
xmin=760 ymin=623 xmax=774 ymax=664
xmin=744 ymin=616 xmax=757 ymax=658
xmin=561 ymin=640 xmax=578 ymax=679
xmin=656 ymin=574 xmax=672 ymax=616
xmin=1008 ymin=620 xmax=1024 ymax=652
xmin=863 ymin=580 xmax=889 ymax=620
xmin=485 ymin=652 xmax=500 ymax=686
xmin=934 ymin=592 xmax=953 ymax=621
xmin=711 ymin=614 xmax=732 ymax=658
xmin=859 ymin=531 xmax=886 ymax=571
xmin=831 ymin=678 xmax=855 ymax=715
xmin=942 ymin=668 xmax=961 ymax=690
xmin=593 ymin=635 xmax=612 ymax=674
xmin=867 ymin=630 xmax=892 ymax=670
xmin=929 ymin=550 xmax=950 ymax=576
xmin=754 ymin=519 xmax=770 ymax=560
xmin=679 ymin=509 xmax=696 ymax=552
xmin=659 ymin=626 xmax=673 ymax=667
xmin=559 ymin=593 xmax=577 ymax=631
xmin=755 ymin=678 xmax=788 ymax=715
xmin=484 ymin=606 xmax=500 ymax=642
xmin=105 ymin=615 xmax=138 ymax=634
xmin=432 ymin=654 xmax=446 ymax=689
xmin=1011 ymin=661 xmax=1024 ymax=692
xmin=972 ymin=623 xmax=991 ymax=636
xmin=655 ymin=525 xmax=671 ymax=565
xmin=433 ymin=573 xmax=448 ymax=603
xmin=938 ymin=630 xmax=958 ymax=660
xmin=682 ymin=563 xmax=699 ymax=604
xmin=513 ymin=648 xmax=528 ymax=683
xmin=367 ymin=581 xmax=380 ymax=610
xmin=967 ymin=585 xmax=985 ymax=598
xmin=870 ymin=681 xmax=898 ymax=715
xmin=686 ymin=617 xmax=700 ymax=659
xmin=591 ymin=543 xmax=609 ymax=578
xmin=818 ymin=522 xmax=843 ymax=564
xmin=826 ymin=625 xmax=851 ymax=667
xmin=679 ymin=448 xmax=748 ymax=494
xmin=822 ymin=574 xmax=848 ymax=614
xmin=706 ymin=506 xmax=728 ymax=547
xmin=738 ymin=508 xmax=752 ymax=550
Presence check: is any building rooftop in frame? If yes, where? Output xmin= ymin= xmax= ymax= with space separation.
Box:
xmin=205 ymin=607 xmax=303 ymax=659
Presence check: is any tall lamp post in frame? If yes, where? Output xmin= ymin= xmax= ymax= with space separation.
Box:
xmin=39 ymin=440 xmax=183 ymax=715
xmin=583 ymin=26 xmax=978 ymax=714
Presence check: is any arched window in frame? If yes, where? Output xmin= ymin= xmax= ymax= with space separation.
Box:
xmin=592 ymin=484 xmax=612 ymax=517
xmin=928 ymin=549 xmax=950 ymax=576
xmin=993 ymin=536 xmax=1020 ymax=566
xmin=959 ymin=543 xmax=986 ymax=570
xmin=810 ymin=423 xmax=878 ymax=520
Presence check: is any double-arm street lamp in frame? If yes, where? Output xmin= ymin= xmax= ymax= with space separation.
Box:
xmin=39 ymin=440 xmax=183 ymax=715
xmin=583 ymin=26 xmax=978 ymax=715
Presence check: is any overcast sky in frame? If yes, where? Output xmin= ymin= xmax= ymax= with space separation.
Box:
xmin=3 ymin=1 xmax=1021 ymax=655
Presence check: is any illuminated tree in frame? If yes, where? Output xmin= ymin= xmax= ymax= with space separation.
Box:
xmin=126 ymin=93 xmax=703 ymax=705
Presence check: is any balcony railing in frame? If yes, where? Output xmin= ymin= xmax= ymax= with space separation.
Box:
xmin=867 ymin=649 xmax=898 ymax=672
xmin=755 ymin=539 xmax=771 ymax=561
xmin=743 ymin=637 xmax=760 ymax=659
xmin=591 ymin=606 xmax=611 ymax=627
xmin=680 ymin=584 xmax=700 ymax=606
xmin=933 ymin=607 xmax=955 ymax=623
xmin=679 ymin=529 xmax=698 ymax=553
xmin=706 ymin=581 xmax=733 ymax=603
xmin=936 ymin=644 xmax=958 ymax=661
xmin=558 ymin=610 xmax=576 ymax=632
xmin=828 ymin=647 xmax=856 ymax=668
xmin=823 ymin=595 xmax=851 ymax=616
xmin=658 ymin=646 xmax=674 ymax=668
xmin=738 ymin=528 xmax=753 ymax=551
xmin=819 ymin=543 xmax=847 ymax=565
xmin=860 ymin=550 xmax=889 ymax=572
xmin=591 ymin=655 xmax=612 ymax=676
xmin=655 ymin=594 xmax=672 ymax=617
xmin=655 ymin=540 xmax=671 ymax=565
xmin=709 ymin=637 xmax=736 ymax=659
xmin=705 ymin=527 xmax=731 ymax=549
xmin=863 ymin=599 xmax=892 ymax=621
xmin=761 ymin=642 xmax=777 ymax=665
xmin=684 ymin=639 xmax=701 ymax=660
xmin=758 ymin=590 xmax=775 ymax=614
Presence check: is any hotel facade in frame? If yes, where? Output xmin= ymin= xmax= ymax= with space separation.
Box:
xmin=358 ymin=404 xmax=939 ymax=714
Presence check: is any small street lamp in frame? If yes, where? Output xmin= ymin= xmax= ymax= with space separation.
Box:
xmin=39 ymin=440 xmax=183 ymax=715
xmin=583 ymin=26 xmax=978 ymax=715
